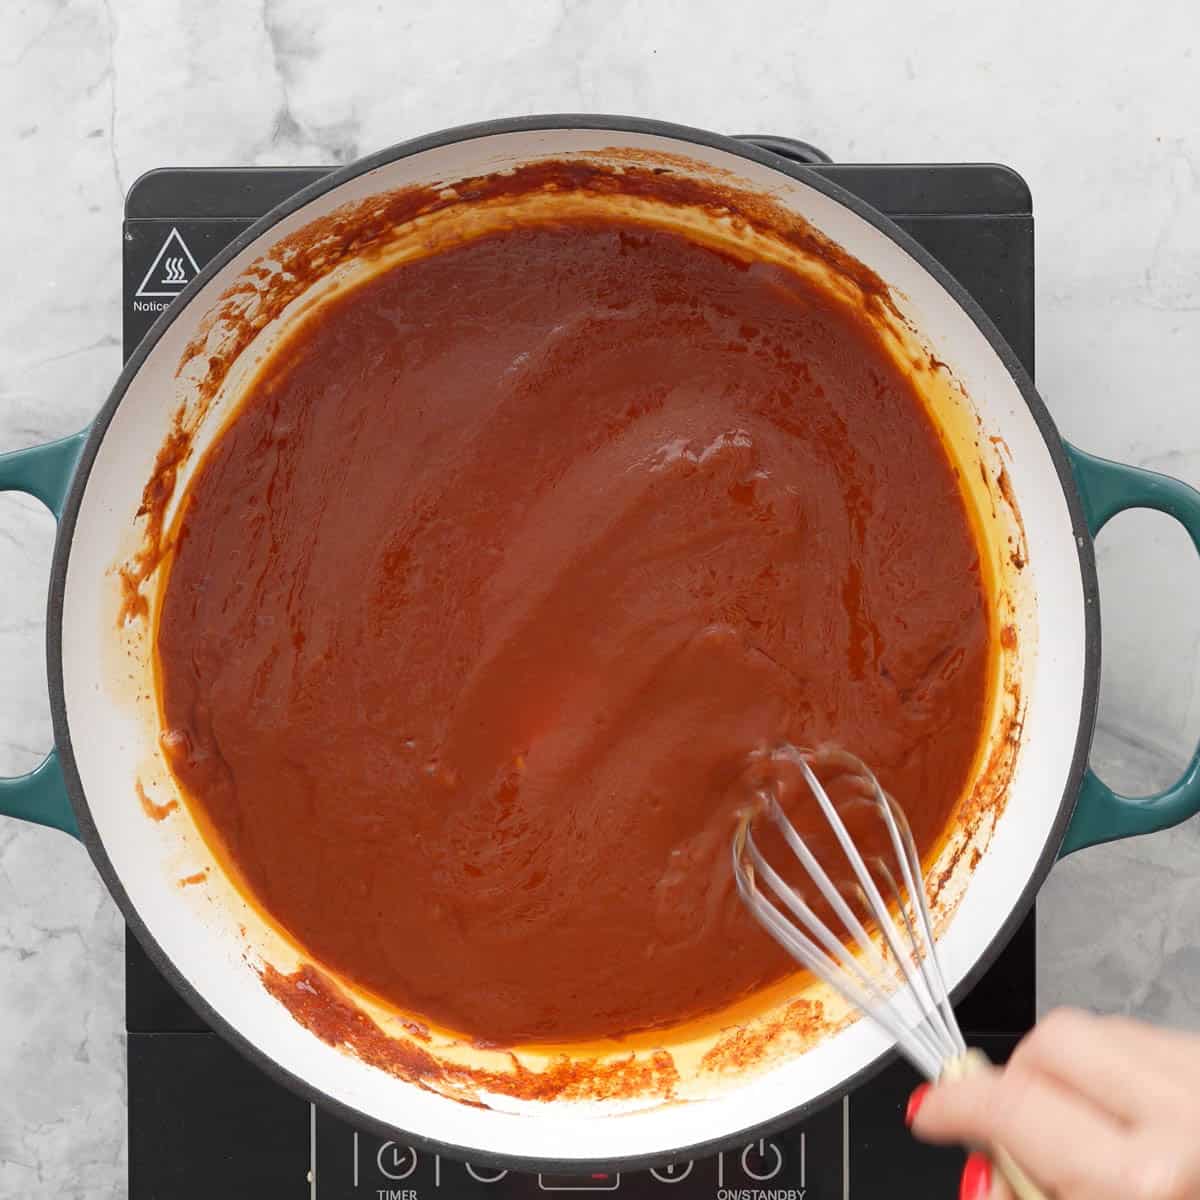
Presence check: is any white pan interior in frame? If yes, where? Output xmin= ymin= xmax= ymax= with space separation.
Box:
xmin=58 ymin=124 xmax=1087 ymax=1163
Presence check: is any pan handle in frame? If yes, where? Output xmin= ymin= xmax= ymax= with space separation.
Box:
xmin=734 ymin=135 xmax=834 ymax=166
xmin=0 ymin=431 xmax=88 ymax=838
xmin=1059 ymin=443 xmax=1200 ymax=855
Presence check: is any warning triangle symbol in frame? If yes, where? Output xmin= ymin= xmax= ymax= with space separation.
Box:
xmin=135 ymin=226 xmax=201 ymax=298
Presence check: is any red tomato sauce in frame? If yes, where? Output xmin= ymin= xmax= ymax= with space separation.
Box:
xmin=155 ymin=218 xmax=989 ymax=1045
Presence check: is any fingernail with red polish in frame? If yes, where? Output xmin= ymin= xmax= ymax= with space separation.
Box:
xmin=904 ymin=1083 xmax=931 ymax=1126
xmin=959 ymin=1152 xmax=992 ymax=1200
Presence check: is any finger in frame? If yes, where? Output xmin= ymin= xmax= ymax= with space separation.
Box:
xmin=986 ymin=1162 xmax=1016 ymax=1200
xmin=959 ymin=1151 xmax=1014 ymax=1200
xmin=1093 ymin=1013 xmax=1200 ymax=1079
xmin=955 ymin=1152 xmax=1022 ymax=1200
xmin=1011 ymin=1008 xmax=1194 ymax=1122
xmin=912 ymin=1062 xmax=1133 ymax=1200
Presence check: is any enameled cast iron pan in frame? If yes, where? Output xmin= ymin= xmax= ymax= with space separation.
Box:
xmin=2 ymin=116 xmax=1199 ymax=1172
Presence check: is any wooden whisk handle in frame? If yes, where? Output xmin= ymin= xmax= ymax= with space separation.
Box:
xmin=940 ymin=1049 xmax=1047 ymax=1200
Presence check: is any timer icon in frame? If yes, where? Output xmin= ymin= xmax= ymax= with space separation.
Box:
xmin=377 ymin=1143 xmax=419 ymax=1180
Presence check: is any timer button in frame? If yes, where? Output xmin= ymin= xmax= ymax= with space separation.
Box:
xmin=377 ymin=1142 xmax=418 ymax=1180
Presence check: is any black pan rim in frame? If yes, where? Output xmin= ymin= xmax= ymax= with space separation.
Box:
xmin=45 ymin=112 xmax=1099 ymax=1174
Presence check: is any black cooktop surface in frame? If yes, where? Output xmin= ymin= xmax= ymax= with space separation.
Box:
xmin=122 ymin=144 xmax=1034 ymax=1199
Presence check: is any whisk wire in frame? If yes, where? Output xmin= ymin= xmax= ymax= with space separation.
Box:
xmin=870 ymin=858 xmax=961 ymax=1063
xmin=793 ymin=754 xmax=960 ymax=1064
xmin=732 ymin=747 xmax=963 ymax=1079
xmin=744 ymin=827 xmax=940 ymax=1060
xmin=869 ymin=781 xmax=966 ymax=1058
xmin=748 ymin=800 xmax=952 ymax=1074
xmin=733 ymin=824 xmax=947 ymax=1080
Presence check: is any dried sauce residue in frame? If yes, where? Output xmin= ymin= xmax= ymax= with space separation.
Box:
xmin=135 ymin=779 xmax=177 ymax=823
xmin=996 ymin=463 xmax=1028 ymax=570
xmin=924 ymin=615 xmax=1026 ymax=926
xmin=176 ymin=157 xmax=904 ymax=420
xmin=699 ymin=997 xmax=829 ymax=1075
xmin=260 ymin=963 xmax=680 ymax=1104
xmin=117 ymin=423 xmax=192 ymax=625
xmin=178 ymin=871 xmax=207 ymax=887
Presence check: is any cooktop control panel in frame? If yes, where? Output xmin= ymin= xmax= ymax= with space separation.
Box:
xmin=322 ymin=1111 xmax=837 ymax=1198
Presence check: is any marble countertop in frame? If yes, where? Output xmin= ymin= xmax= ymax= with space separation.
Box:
xmin=2 ymin=0 xmax=1199 ymax=1195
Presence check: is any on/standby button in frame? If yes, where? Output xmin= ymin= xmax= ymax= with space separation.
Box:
xmin=740 ymin=1139 xmax=784 ymax=1182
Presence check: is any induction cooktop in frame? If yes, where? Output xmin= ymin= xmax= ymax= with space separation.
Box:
xmin=122 ymin=139 xmax=1035 ymax=1199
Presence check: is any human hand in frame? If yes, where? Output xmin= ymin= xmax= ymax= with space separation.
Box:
xmin=908 ymin=1009 xmax=1200 ymax=1199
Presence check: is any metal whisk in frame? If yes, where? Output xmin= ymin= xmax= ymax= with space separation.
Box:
xmin=732 ymin=744 xmax=1045 ymax=1200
